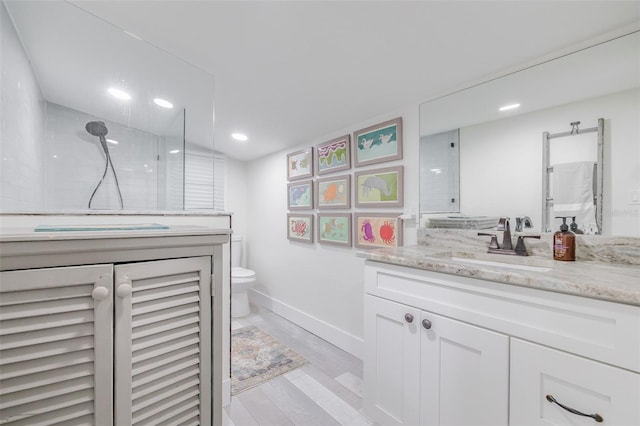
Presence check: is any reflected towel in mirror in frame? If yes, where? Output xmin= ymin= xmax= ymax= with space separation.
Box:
xmin=552 ymin=161 xmax=597 ymax=234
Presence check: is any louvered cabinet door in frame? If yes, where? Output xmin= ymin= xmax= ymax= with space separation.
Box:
xmin=0 ymin=265 xmax=114 ymax=425
xmin=114 ymin=256 xmax=212 ymax=425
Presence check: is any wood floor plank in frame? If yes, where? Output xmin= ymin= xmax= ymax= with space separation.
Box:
xmin=284 ymin=369 xmax=372 ymax=426
xmin=228 ymin=307 xmax=371 ymax=425
xmin=237 ymin=385 xmax=295 ymax=426
xmin=335 ymin=371 xmax=364 ymax=398
xmin=250 ymin=307 xmax=359 ymax=379
xmin=301 ymin=364 xmax=364 ymax=411
xmin=225 ymin=394 xmax=259 ymax=426
xmin=261 ymin=375 xmax=342 ymax=426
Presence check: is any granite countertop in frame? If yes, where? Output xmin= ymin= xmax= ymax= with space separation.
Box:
xmin=361 ymin=245 xmax=640 ymax=306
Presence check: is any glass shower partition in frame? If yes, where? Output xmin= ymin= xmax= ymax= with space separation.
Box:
xmin=0 ymin=1 xmax=213 ymax=213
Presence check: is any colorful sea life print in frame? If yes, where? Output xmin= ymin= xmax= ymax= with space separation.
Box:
xmin=316 ymin=175 xmax=350 ymax=209
xmin=355 ymin=166 xmax=403 ymax=208
xmin=292 ymin=219 xmax=307 ymax=236
xmin=354 ymin=214 xmax=402 ymax=248
xmin=316 ymin=135 xmax=350 ymax=175
xmin=354 ymin=117 xmax=403 ymax=167
xmin=317 ymin=214 xmax=351 ymax=246
xmin=288 ymin=180 xmax=313 ymax=210
xmin=361 ymin=219 xmax=375 ymax=242
xmin=379 ymin=221 xmax=396 ymax=244
xmin=287 ymin=148 xmax=313 ymax=180
xmin=287 ymin=214 xmax=313 ymax=243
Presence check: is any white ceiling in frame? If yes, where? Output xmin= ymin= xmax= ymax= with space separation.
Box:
xmin=32 ymin=1 xmax=640 ymax=161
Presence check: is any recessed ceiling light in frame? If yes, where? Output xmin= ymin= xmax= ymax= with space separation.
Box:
xmin=106 ymin=139 xmax=119 ymax=145
xmin=232 ymin=133 xmax=248 ymax=142
xmin=108 ymin=87 xmax=131 ymax=101
xmin=499 ymin=103 xmax=520 ymax=112
xmin=169 ymin=149 xmax=180 ymax=154
xmin=153 ymin=98 xmax=173 ymax=109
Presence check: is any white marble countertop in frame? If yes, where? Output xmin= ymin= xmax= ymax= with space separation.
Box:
xmin=360 ymin=245 xmax=640 ymax=306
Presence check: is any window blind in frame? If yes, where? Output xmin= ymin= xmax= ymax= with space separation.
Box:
xmin=184 ymin=152 xmax=225 ymax=211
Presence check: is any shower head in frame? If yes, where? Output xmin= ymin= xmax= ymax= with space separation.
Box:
xmin=85 ymin=121 xmax=109 ymax=137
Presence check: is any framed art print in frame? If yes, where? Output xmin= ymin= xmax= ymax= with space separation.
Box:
xmin=287 ymin=148 xmax=313 ymax=181
xmin=287 ymin=180 xmax=313 ymax=210
xmin=355 ymin=166 xmax=403 ymax=208
xmin=316 ymin=174 xmax=350 ymax=210
xmin=315 ymin=135 xmax=351 ymax=175
xmin=354 ymin=117 xmax=402 ymax=167
xmin=287 ymin=214 xmax=314 ymax=243
xmin=354 ymin=213 xmax=402 ymax=249
xmin=317 ymin=213 xmax=351 ymax=247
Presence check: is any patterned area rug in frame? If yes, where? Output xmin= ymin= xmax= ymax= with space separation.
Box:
xmin=231 ymin=325 xmax=310 ymax=395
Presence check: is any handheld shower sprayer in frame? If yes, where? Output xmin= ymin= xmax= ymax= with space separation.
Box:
xmin=85 ymin=120 xmax=109 ymax=137
xmin=85 ymin=121 xmax=124 ymax=209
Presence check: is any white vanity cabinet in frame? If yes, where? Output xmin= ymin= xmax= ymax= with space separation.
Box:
xmin=364 ymin=294 xmax=509 ymax=426
xmin=363 ymin=261 xmax=640 ymax=426
xmin=510 ymin=339 xmax=640 ymax=426
xmin=0 ymin=228 xmax=229 ymax=426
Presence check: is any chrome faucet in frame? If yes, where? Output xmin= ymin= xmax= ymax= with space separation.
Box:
xmin=478 ymin=217 xmax=540 ymax=256
xmin=515 ymin=216 xmax=533 ymax=232
xmin=497 ymin=217 xmax=513 ymax=250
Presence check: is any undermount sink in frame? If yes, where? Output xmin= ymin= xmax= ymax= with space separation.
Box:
xmin=449 ymin=256 xmax=552 ymax=273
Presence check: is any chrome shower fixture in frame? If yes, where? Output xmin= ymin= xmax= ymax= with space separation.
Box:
xmin=85 ymin=121 xmax=124 ymax=209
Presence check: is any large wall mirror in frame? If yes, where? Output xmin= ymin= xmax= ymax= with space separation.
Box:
xmin=419 ymin=30 xmax=639 ymax=237
xmin=1 ymin=1 xmax=215 ymax=212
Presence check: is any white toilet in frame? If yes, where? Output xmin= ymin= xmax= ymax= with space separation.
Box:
xmin=231 ymin=235 xmax=256 ymax=318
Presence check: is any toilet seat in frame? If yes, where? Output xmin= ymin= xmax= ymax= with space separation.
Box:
xmin=232 ymin=267 xmax=255 ymax=279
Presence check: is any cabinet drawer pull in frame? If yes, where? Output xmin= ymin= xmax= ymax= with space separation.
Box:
xmin=546 ymin=395 xmax=603 ymax=423
xmin=404 ymin=313 xmax=414 ymax=323
xmin=422 ymin=319 xmax=432 ymax=329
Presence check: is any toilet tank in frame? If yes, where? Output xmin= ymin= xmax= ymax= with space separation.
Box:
xmin=231 ymin=235 xmax=242 ymax=267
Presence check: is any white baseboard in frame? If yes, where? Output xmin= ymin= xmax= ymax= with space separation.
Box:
xmin=222 ymin=378 xmax=231 ymax=407
xmin=248 ymin=288 xmax=364 ymax=359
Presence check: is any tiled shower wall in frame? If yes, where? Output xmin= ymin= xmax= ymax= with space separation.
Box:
xmin=44 ymin=103 xmax=161 ymax=211
xmin=0 ymin=2 xmax=45 ymax=211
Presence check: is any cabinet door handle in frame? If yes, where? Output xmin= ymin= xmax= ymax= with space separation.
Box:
xmin=91 ymin=286 xmax=110 ymax=301
xmin=116 ymin=284 xmax=132 ymax=298
xmin=422 ymin=319 xmax=432 ymax=329
xmin=404 ymin=313 xmax=414 ymax=323
xmin=546 ymin=395 xmax=603 ymax=423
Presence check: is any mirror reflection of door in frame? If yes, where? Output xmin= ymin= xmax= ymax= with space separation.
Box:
xmin=420 ymin=129 xmax=460 ymax=213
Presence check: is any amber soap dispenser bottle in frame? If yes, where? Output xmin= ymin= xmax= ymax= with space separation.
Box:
xmin=553 ymin=216 xmax=576 ymax=261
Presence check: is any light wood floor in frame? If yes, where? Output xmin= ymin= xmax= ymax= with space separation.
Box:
xmin=223 ymin=305 xmax=372 ymax=426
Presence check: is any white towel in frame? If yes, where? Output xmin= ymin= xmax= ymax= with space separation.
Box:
xmin=552 ymin=161 xmax=598 ymax=234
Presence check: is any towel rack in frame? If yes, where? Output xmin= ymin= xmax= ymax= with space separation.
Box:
xmin=542 ymin=118 xmax=604 ymax=234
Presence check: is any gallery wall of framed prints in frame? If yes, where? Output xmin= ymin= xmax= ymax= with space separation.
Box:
xmin=285 ymin=117 xmax=404 ymax=248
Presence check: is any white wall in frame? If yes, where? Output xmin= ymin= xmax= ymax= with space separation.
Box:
xmin=241 ymin=105 xmax=419 ymax=357
xmin=0 ymin=2 xmax=45 ymax=211
xmin=225 ymin=157 xmax=248 ymax=260
xmin=460 ymin=89 xmax=639 ymax=236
